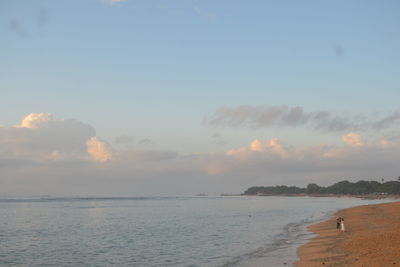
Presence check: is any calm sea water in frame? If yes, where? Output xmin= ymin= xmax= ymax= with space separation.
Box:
xmin=0 ymin=196 xmax=392 ymax=266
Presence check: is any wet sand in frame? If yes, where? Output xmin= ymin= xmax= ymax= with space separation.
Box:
xmin=296 ymin=201 xmax=400 ymax=267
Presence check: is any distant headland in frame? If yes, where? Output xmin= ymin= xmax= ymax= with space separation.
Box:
xmin=243 ymin=179 xmax=400 ymax=197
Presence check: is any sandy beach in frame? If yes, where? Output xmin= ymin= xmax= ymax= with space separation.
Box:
xmin=296 ymin=201 xmax=400 ymax=266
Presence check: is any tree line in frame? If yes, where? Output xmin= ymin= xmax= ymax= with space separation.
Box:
xmin=243 ymin=180 xmax=400 ymax=195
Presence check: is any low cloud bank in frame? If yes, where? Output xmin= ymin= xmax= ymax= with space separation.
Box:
xmin=1 ymin=113 xmax=400 ymax=196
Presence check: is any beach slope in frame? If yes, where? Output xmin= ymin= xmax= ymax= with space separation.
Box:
xmin=296 ymin=201 xmax=400 ymax=267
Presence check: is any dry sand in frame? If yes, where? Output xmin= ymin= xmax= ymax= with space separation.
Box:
xmin=295 ymin=201 xmax=400 ymax=267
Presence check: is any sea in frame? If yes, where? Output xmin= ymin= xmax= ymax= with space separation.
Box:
xmin=0 ymin=196 xmax=393 ymax=266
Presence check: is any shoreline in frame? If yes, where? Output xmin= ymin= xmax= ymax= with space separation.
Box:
xmin=295 ymin=201 xmax=400 ymax=266
xmin=242 ymin=193 xmax=400 ymax=200
xmin=232 ymin=197 xmax=392 ymax=267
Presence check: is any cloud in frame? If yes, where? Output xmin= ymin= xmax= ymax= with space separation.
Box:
xmin=379 ymin=138 xmax=391 ymax=148
xmin=115 ymin=135 xmax=134 ymax=144
xmin=378 ymin=135 xmax=400 ymax=148
xmin=2 ymin=113 xmax=400 ymax=196
xmin=86 ymin=137 xmax=113 ymax=162
xmin=194 ymin=7 xmax=216 ymax=21
xmin=118 ymin=150 xmax=177 ymax=162
xmin=200 ymin=137 xmax=400 ymax=189
xmin=371 ymin=112 xmax=400 ymax=129
xmin=205 ymin=105 xmax=313 ymax=129
xmin=225 ymin=138 xmax=301 ymax=162
xmin=342 ymin=132 xmax=364 ymax=146
xmin=205 ymin=105 xmax=400 ymax=132
xmin=0 ymin=114 xmax=176 ymax=166
xmin=0 ymin=113 xmax=95 ymax=161
xmin=224 ymin=138 xmax=290 ymax=162
xmin=17 ymin=113 xmax=53 ymax=128
xmin=250 ymin=138 xmax=289 ymax=158
xmin=211 ymin=133 xmax=226 ymax=146
xmin=102 ymin=0 xmax=128 ymax=5
xmin=138 ymin=138 xmax=153 ymax=145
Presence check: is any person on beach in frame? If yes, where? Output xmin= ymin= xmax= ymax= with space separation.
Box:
xmin=340 ymin=217 xmax=346 ymax=232
xmin=336 ymin=218 xmax=341 ymax=231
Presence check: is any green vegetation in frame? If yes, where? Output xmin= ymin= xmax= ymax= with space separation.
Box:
xmin=243 ymin=180 xmax=400 ymax=195
xmin=244 ymin=185 xmax=305 ymax=195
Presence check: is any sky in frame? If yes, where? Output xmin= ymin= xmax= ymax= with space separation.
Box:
xmin=1 ymin=0 xmax=400 ymax=196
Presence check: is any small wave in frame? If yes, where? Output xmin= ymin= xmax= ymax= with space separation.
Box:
xmin=219 ymin=210 xmax=335 ymax=267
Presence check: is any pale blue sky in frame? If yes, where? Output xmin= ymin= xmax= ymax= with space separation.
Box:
xmin=2 ymin=0 xmax=400 ymax=153
xmin=1 ymin=0 xmax=400 ymax=196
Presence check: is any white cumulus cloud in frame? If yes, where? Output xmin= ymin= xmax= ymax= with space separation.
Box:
xmin=0 ymin=113 xmax=95 ymax=161
xmin=249 ymin=138 xmax=289 ymax=158
xmin=17 ymin=113 xmax=53 ymax=128
xmin=226 ymin=138 xmax=289 ymax=160
xmin=86 ymin=137 xmax=113 ymax=163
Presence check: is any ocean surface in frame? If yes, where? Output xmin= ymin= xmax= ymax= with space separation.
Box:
xmin=0 ymin=196 xmax=392 ymax=266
